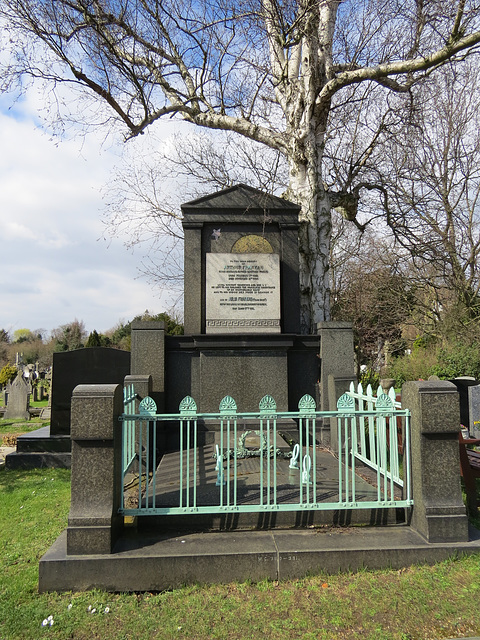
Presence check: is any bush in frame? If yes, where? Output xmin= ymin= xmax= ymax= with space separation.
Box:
xmin=387 ymin=347 xmax=439 ymax=387
xmin=430 ymin=341 xmax=480 ymax=380
xmin=0 ymin=364 xmax=18 ymax=386
xmin=359 ymin=367 xmax=380 ymax=392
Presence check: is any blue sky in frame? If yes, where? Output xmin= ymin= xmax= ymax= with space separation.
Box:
xmin=0 ymin=93 xmax=180 ymax=337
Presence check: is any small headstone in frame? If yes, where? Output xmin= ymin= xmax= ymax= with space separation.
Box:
xmin=450 ymin=377 xmax=478 ymax=434
xmin=468 ymin=384 xmax=480 ymax=438
xmin=4 ymin=372 xmax=30 ymax=420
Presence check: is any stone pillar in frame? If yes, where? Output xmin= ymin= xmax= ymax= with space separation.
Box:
xmin=328 ymin=374 xmax=356 ymax=452
xmin=317 ymin=322 xmax=355 ymax=412
xmin=183 ymin=221 xmax=204 ymax=334
xmin=130 ymin=321 xmax=165 ymax=412
xmin=402 ymin=380 xmax=468 ymax=543
xmin=67 ymin=384 xmax=123 ymax=555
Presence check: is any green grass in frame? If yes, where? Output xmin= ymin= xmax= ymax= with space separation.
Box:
xmin=1 ymin=466 xmax=480 ymax=639
xmin=0 ymin=417 xmax=50 ymax=445
xmin=30 ymin=399 xmax=49 ymax=408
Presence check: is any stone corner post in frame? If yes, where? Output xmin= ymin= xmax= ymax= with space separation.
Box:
xmin=67 ymin=384 xmax=123 ymax=555
xmin=402 ymin=380 xmax=468 ymax=543
xmin=124 ymin=374 xmax=153 ymax=406
xmin=317 ymin=322 xmax=355 ymax=412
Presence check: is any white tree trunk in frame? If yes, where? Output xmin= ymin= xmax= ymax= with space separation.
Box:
xmin=288 ymin=136 xmax=332 ymax=333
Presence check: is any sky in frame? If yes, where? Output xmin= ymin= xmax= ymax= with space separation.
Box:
xmin=0 ymin=92 xmax=182 ymax=338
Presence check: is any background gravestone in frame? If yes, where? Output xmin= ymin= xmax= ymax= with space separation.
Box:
xmin=468 ymin=384 xmax=480 ymax=437
xmin=4 ymin=372 xmax=30 ymax=420
xmin=449 ymin=377 xmax=478 ymax=434
xmin=51 ymin=347 xmax=131 ymax=435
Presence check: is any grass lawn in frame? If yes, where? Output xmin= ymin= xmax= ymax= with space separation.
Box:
xmin=1 ymin=467 xmax=480 ymax=639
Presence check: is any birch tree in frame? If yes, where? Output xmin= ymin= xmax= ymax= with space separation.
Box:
xmin=2 ymin=0 xmax=480 ymax=332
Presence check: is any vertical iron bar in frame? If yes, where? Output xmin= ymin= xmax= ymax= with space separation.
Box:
xmin=186 ymin=418 xmax=191 ymax=508
xmin=138 ymin=418 xmax=143 ymax=511
xmin=312 ymin=417 xmax=317 ymax=503
xmin=260 ymin=417 xmax=264 ymax=506
xmin=273 ymin=416 xmax=277 ymax=507
xmin=375 ymin=416 xmax=382 ymax=502
xmin=350 ymin=416 xmax=356 ymax=503
xmin=193 ymin=418 xmax=197 ymax=508
xmin=152 ymin=419 xmax=157 ymax=509
xmin=266 ymin=417 xmax=271 ymax=505
xmin=121 ymin=417 xmax=126 ymax=509
xmin=305 ymin=413 xmax=310 ymax=504
xmin=338 ymin=416 xmax=343 ymax=503
xmin=344 ymin=415 xmax=349 ymax=503
xmin=299 ymin=417 xmax=303 ymax=504
xmin=226 ymin=418 xmax=231 ymax=506
xmin=405 ymin=414 xmax=411 ymax=502
xmin=145 ymin=418 xmax=150 ymax=509
xmin=179 ymin=418 xmax=183 ymax=508
xmin=389 ymin=415 xmax=395 ymax=500
xmin=233 ymin=416 xmax=237 ymax=507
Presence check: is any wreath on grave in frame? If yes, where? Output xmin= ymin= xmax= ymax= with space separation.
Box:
xmin=215 ymin=430 xmax=293 ymax=460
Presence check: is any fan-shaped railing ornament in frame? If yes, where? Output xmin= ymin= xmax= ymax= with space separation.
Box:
xmin=259 ymin=394 xmax=277 ymax=413
xmin=298 ymin=394 xmax=316 ymax=413
xmin=375 ymin=393 xmax=394 ymax=412
xmin=179 ymin=395 xmax=198 ymax=415
xmin=337 ymin=393 xmax=355 ymax=412
xmin=139 ymin=396 xmax=157 ymax=416
xmin=219 ymin=395 xmax=237 ymax=414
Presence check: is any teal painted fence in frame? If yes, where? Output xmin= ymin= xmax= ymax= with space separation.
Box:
xmin=119 ymin=388 xmax=412 ymax=516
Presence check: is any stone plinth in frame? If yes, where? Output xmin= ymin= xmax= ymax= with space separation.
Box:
xmin=67 ymin=384 xmax=123 ymax=555
xmin=402 ymin=380 xmax=468 ymax=543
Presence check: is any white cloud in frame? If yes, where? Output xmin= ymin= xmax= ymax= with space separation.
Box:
xmin=0 ymin=94 xmax=181 ymax=335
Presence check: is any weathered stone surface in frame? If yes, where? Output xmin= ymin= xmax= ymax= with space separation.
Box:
xmin=199 ymin=349 xmax=288 ymax=412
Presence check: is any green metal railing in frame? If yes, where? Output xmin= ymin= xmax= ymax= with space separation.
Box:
xmin=122 ymin=384 xmax=137 ymax=474
xmin=119 ymin=390 xmax=412 ymax=517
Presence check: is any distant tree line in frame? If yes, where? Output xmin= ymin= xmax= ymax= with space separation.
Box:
xmin=0 ymin=311 xmax=183 ymax=371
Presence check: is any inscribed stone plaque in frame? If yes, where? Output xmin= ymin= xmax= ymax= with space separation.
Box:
xmin=206 ymin=253 xmax=280 ymax=333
